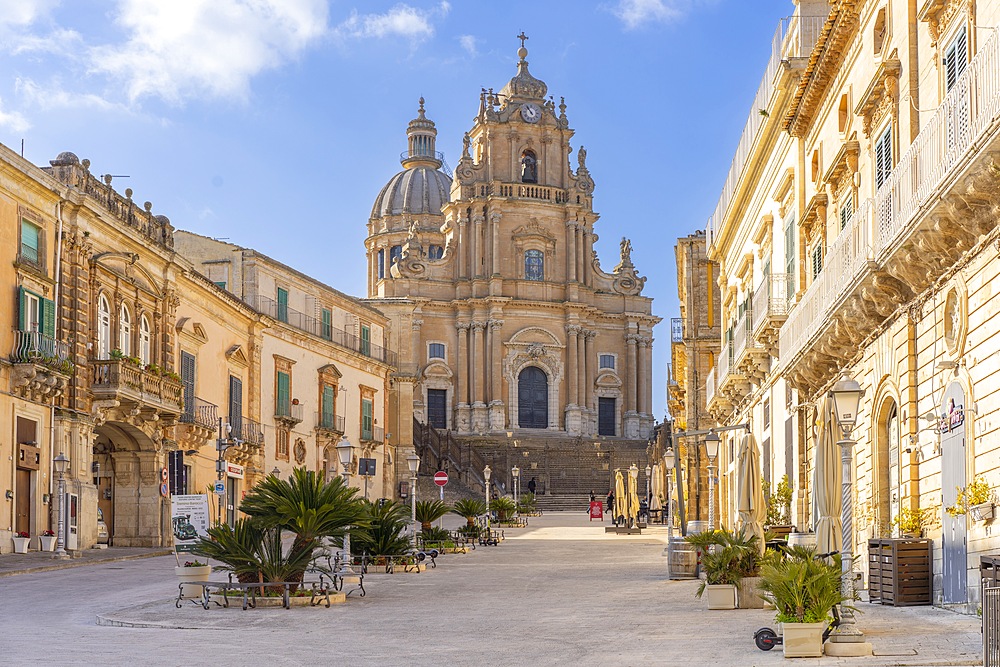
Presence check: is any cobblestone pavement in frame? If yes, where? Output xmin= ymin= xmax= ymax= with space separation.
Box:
xmin=0 ymin=512 xmax=982 ymax=666
xmin=0 ymin=546 xmax=171 ymax=577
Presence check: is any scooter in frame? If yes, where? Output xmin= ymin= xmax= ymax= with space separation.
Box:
xmin=754 ymin=550 xmax=842 ymax=651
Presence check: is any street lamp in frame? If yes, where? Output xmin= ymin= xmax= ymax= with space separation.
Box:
xmin=645 ymin=463 xmax=652 ymax=522
xmin=704 ymin=430 xmax=721 ymax=530
xmin=828 ymin=372 xmax=868 ymax=650
xmin=406 ymin=449 xmax=420 ymax=548
xmin=511 ymin=465 xmax=520 ymax=515
xmin=336 ymin=436 xmax=355 ymax=573
xmin=53 ymin=452 xmax=69 ymax=559
xmin=628 ymin=463 xmax=639 ymax=528
xmin=271 ymin=467 xmax=280 ymax=477
xmin=663 ymin=447 xmax=675 ymax=577
xmin=215 ymin=418 xmax=239 ymax=527
xmin=484 ymin=465 xmax=492 ymax=533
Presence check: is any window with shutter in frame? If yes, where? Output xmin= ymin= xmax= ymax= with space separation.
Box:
xmin=139 ymin=315 xmax=151 ymax=365
xmin=321 ymin=308 xmax=332 ymax=340
xmin=428 ymin=342 xmax=445 ymax=360
xmin=811 ymin=244 xmax=823 ymax=279
xmin=20 ymin=220 xmax=41 ymax=266
xmin=18 ymin=287 xmax=40 ymax=333
xmin=276 ymin=287 xmax=288 ymax=323
xmin=360 ymin=324 xmax=371 ymax=356
xmin=945 ymin=28 xmax=968 ymax=91
xmin=180 ymin=351 xmax=196 ymax=420
xmin=784 ymin=216 xmax=796 ymax=278
xmin=119 ymin=304 xmax=132 ymax=356
xmin=361 ymin=398 xmax=373 ymax=440
xmin=97 ymin=294 xmax=111 ymax=359
xmin=839 ymin=197 xmax=853 ymax=230
xmin=875 ymin=125 xmax=892 ymax=190
xmin=322 ymin=385 xmax=335 ymax=427
xmin=229 ymin=375 xmax=243 ymax=438
xmin=277 ymin=371 xmax=290 ymax=417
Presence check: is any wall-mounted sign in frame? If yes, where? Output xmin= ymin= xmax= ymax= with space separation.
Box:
xmin=226 ymin=463 xmax=244 ymax=479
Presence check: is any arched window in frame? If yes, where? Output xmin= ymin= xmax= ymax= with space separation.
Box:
xmin=520 ymin=150 xmax=537 ymax=183
xmin=139 ymin=315 xmax=151 ymax=365
xmin=377 ymin=248 xmax=385 ymax=279
xmin=119 ymin=303 xmax=132 ymax=356
xmin=97 ymin=294 xmax=111 ymax=359
xmin=524 ymin=249 xmax=544 ymax=281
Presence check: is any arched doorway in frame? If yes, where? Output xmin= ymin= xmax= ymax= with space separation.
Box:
xmin=941 ymin=381 xmax=968 ymax=604
xmin=874 ymin=400 xmax=900 ymax=535
xmin=518 ymin=367 xmax=548 ymax=429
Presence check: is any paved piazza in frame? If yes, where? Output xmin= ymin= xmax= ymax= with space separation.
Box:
xmin=0 ymin=512 xmax=983 ymax=666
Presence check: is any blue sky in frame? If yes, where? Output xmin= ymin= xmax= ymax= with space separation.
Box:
xmin=1 ymin=0 xmax=791 ymax=419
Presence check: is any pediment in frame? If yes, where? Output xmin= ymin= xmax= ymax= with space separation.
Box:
xmin=511 ymin=220 xmax=557 ymax=247
xmin=318 ymin=363 xmax=343 ymax=380
xmin=175 ymin=317 xmax=209 ymax=346
xmin=225 ymin=344 xmax=250 ymax=367
xmin=507 ymin=326 xmax=560 ymax=347
xmin=596 ymin=371 xmax=622 ymax=388
xmin=91 ymin=251 xmax=160 ymax=297
xmin=422 ymin=361 xmax=453 ymax=379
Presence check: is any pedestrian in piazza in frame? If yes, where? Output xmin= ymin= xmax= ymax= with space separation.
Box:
xmin=528 ymin=477 xmax=537 ymax=495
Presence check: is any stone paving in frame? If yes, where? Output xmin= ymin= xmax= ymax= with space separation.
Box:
xmin=0 ymin=512 xmax=983 ymax=666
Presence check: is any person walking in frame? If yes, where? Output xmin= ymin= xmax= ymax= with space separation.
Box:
xmin=527 ymin=477 xmax=537 ymax=495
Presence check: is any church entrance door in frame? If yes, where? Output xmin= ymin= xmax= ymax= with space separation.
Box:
xmin=518 ymin=367 xmax=548 ymax=429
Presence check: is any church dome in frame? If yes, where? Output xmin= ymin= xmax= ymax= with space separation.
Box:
xmin=371 ymin=99 xmax=452 ymax=218
xmin=372 ymin=167 xmax=451 ymax=218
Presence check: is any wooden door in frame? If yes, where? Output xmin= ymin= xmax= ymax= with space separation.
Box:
xmin=517 ymin=367 xmax=548 ymax=429
xmin=15 ymin=469 xmax=30 ymax=534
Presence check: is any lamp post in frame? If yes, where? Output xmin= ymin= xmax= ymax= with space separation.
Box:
xmin=645 ymin=463 xmax=652 ymax=522
xmin=829 ymin=373 xmax=868 ymax=649
xmin=215 ymin=418 xmax=237 ymax=527
xmin=511 ymin=465 xmax=520 ymax=515
xmin=336 ymin=436 xmax=354 ymax=573
xmin=484 ymin=465 xmax=492 ymax=533
xmin=271 ymin=467 xmax=280 ymax=477
xmin=406 ymin=449 xmax=420 ymax=549
xmin=53 ymin=452 xmax=69 ymax=559
xmin=664 ymin=447 xmax=675 ymax=576
xmin=704 ymin=430 xmax=721 ymax=530
xmin=628 ymin=463 xmax=639 ymax=528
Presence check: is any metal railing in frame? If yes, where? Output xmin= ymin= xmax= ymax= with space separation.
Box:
xmin=413 ymin=417 xmax=487 ymax=489
xmin=733 ymin=309 xmax=751 ymax=363
xmin=986 ymin=584 xmax=1000 ymax=666
xmin=275 ymin=401 xmax=304 ymax=423
xmin=18 ymin=242 xmax=41 ymax=267
xmin=666 ymin=363 xmax=679 ymax=387
xmin=780 ymin=26 xmax=1000 ymax=367
xmin=718 ymin=341 xmax=732 ymax=387
xmin=229 ymin=415 xmax=265 ymax=446
xmin=751 ymin=273 xmax=794 ymax=336
xmin=316 ymin=412 xmax=345 ymax=433
xmin=671 ymin=317 xmax=684 ymax=343
xmin=180 ymin=397 xmax=218 ymax=429
xmin=706 ymin=14 xmax=824 ymax=250
xmin=11 ymin=330 xmax=70 ymax=365
xmin=705 ymin=364 xmax=717 ymax=405
xmin=249 ymin=295 xmax=396 ymax=366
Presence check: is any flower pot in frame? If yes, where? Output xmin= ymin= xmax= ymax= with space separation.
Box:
xmin=39 ymin=535 xmax=56 ymax=552
xmin=705 ymin=583 xmax=737 ymax=610
xmin=12 ymin=536 xmax=30 ymax=554
xmin=782 ymin=621 xmax=826 ymax=658
xmin=971 ymin=502 xmax=995 ymax=522
xmin=175 ymin=565 xmax=213 ymax=599
xmin=737 ymin=575 xmax=766 ymax=609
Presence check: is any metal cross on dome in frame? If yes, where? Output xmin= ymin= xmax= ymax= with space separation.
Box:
xmin=517 ymin=32 xmax=528 ymax=48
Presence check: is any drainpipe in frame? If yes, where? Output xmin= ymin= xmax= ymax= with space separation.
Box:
xmin=49 ymin=198 xmax=66 ymax=516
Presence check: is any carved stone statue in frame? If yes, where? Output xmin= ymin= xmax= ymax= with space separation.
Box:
xmin=521 ymin=152 xmax=537 ymax=183
xmin=620 ymin=237 xmax=632 ymax=264
xmin=578 ymin=145 xmax=587 ymax=169
xmin=462 ymin=133 xmax=471 ymax=159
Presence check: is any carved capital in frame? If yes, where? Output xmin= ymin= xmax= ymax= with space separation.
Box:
xmin=489 ymin=319 xmax=504 ymax=331
xmin=565 ymin=324 xmax=582 ymax=336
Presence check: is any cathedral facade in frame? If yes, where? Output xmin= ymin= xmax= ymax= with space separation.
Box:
xmin=366 ymin=41 xmax=658 ymax=462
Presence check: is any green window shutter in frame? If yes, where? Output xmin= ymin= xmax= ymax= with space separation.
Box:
xmin=784 ymin=216 xmax=796 ymax=278
xmin=277 ymin=288 xmax=288 ymax=323
xmin=362 ymin=399 xmax=373 ymax=437
xmin=18 ymin=286 xmax=27 ymax=332
xmin=322 ymin=385 xmax=334 ymax=420
xmin=360 ymin=324 xmax=371 ymax=355
xmin=322 ymin=309 xmax=332 ymax=340
xmin=41 ymin=297 xmax=55 ymax=338
xmin=277 ymin=371 xmax=290 ymax=415
xmin=20 ymin=221 xmax=39 ymax=263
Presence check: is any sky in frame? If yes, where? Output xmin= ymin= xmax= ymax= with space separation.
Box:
xmin=1 ymin=0 xmax=793 ymax=420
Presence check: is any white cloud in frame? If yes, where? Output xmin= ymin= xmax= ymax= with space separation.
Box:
xmin=459 ymin=34 xmax=477 ymax=57
xmin=88 ymin=0 xmax=329 ymax=105
xmin=0 ymin=0 xmax=59 ymax=28
xmin=15 ymin=77 xmax=125 ymax=113
xmin=611 ymin=0 xmax=704 ymax=30
xmin=335 ymin=2 xmax=449 ymax=41
xmin=9 ymin=28 xmax=84 ymax=57
xmin=0 ymin=96 xmax=30 ymax=132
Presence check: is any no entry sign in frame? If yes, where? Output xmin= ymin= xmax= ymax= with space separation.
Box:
xmin=434 ymin=471 xmax=448 ymax=487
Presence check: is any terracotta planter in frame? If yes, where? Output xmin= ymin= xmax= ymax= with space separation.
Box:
xmin=12 ymin=536 xmax=30 ymax=554
xmin=38 ymin=535 xmax=56 ymax=552
xmin=175 ymin=565 xmax=213 ymax=599
xmin=782 ymin=621 xmax=826 ymax=658
xmin=705 ymin=583 xmax=737 ymax=610
xmin=737 ymin=576 xmax=766 ymax=609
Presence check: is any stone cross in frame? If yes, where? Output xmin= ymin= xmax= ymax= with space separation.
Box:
xmin=517 ymin=32 xmax=528 ymax=48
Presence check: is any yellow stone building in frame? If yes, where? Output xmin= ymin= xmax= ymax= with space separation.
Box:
xmin=701 ymin=0 xmax=1000 ymax=607
xmin=365 ymin=42 xmax=659 ymax=495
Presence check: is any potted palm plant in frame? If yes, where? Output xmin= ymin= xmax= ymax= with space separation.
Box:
xmin=415 ymin=500 xmax=451 ymax=533
xmin=685 ymin=529 xmax=741 ymax=609
xmin=352 ymin=500 xmax=411 ymax=559
xmin=451 ymin=498 xmax=487 ymax=538
xmin=758 ymin=546 xmax=847 ymax=658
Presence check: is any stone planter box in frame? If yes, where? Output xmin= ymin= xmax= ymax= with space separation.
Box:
xmin=175 ymin=565 xmax=212 ymax=599
xmin=12 ymin=536 xmax=30 ymax=554
xmin=38 ymin=535 xmax=56 ymax=552
xmin=705 ymin=583 xmax=737 ymax=610
xmin=782 ymin=621 xmax=826 ymax=658
xmin=737 ymin=576 xmax=766 ymax=609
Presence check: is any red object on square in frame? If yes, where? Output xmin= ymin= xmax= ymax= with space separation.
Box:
xmin=589 ymin=501 xmax=603 ymax=521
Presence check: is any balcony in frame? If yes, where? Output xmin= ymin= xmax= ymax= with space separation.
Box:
xmin=10 ymin=330 xmax=73 ymax=401
xmin=733 ymin=307 xmax=768 ymax=383
xmin=667 ymin=362 xmax=685 ymax=415
xmin=361 ymin=425 xmax=384 ymax=444
xmin=249 ymin=295 xmax=397 ymax=366
xmin=670 ymin=317 xmax=684 ymax=343
xmin=316 ymin=412 xmax=345 ymax=436
xmin=779 ymin=27 xmax=1000 ymax=391
xmin=751 ymin=273 xmax=793 ymax=355
xmin=224 ymin=415 xmax=265 ymax=466
xmin=89 ymin=358 xmax=183 ymax=422
xmin=275 ymin=401 xmax=304 ymax=426
xmin=176 ymin=397 xmax=218 ymax=449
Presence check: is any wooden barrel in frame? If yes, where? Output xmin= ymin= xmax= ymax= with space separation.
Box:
xmin=667 ymin=537 xmax=698 ymax=579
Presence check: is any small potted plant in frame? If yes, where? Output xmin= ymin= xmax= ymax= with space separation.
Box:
xmin=946 ymin=476 xmax=995 ymax=521
xmin=39 ymin=529 xmax=57 ymax=552
xmin=763 ymin=475 xmax=794 ymax=538
xmin=175 ymin=559 xmax=213 ymax=599
xmin=12 ymin=531 xmax=30 ymax=553
xmin=758 ymin=546 xmax=848 ymax=658
xmin=685 ymin=529 xmax=742 ymax=609
xmin=891 ymin=507 xmax=933 ymax=537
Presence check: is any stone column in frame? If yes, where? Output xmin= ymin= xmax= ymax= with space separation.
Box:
xmin=637 ymin=336 xmax=648 ymax=416
xmin=456 ymin=323 xmax=469 ymax=405
xmin=576 ymin=328 xmax=586 ymax=407
xmin=566 ymin=325 xmax=580 ymax=405
xmin=582 ymin=227 xmax=592 ymax=286
xmin=566 ymin=222 xmax=577 ymax=282
xmin=490 ymin=212 xmax=501 ymax=276
xmin=584 ymin=330 xmax=596 ymax=409
xmin=410 ymin=317 xmax=423 ymax=368
xmin=471 ymin=214 xmax=484 ymax=278
xmin=576 ymin=226 xmax=585 ymax=285
xmin=489 ymin=319 xmax=505 ymax=430
xmin=625 ymin=333 xmax=638 ymax=412
xmin=472 ymin=321 xmax=486 ymax=405
xmin=458 ymin=216 xmax=468 ymax=279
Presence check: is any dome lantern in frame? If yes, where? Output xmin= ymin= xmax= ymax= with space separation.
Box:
xmin=402 ymin=97 xmax=442 ymax=169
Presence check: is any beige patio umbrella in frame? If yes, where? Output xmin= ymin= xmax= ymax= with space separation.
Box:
xmin=627 ymin=469 xmax=640 ymax=522
xmin=813 ymin=395 xmax=842 ymax=557
xmin=650 ymin=463 xmax=663 ymax=512
xmin=614 ymin=470 xmax=626 ymax=523
xmin=736 ymin=432 xmax=766 ymax=555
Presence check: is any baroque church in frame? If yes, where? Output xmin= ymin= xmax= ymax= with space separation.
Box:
xmin=366 ymin=39 xmax=659 ymax=493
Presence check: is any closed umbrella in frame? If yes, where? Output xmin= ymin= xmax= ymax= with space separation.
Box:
xmin=614 ymin=470 xmax=626 ymax=524
xmin=650 ymin=463 xmax=663 ymax=512
xmin=737 ymin=432 xmax=766 ymax=555
xmin=627 ymin=470 xmax=640 ymax=522
xmin=813 ymin=395 xmax=842 ymax=558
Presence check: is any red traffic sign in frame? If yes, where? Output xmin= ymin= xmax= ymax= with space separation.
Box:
xmin=434 ymin=471 xmax=448 ymax=487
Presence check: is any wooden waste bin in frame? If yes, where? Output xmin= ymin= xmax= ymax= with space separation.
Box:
xmin=867 ymin=538 xmax=932 ymax=606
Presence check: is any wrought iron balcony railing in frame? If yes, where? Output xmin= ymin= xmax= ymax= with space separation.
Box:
xmin=670 ymin=318 xmax=684 ymax=343
xmin=11 ymin=330 xmax=71 ymax=367
xmin=316 ymin=412 xmax=346 ymax=433
xmin=751 ymin=273 xmax=794 ymax=338
xmin=275 ymin=401 xmax=304 ymax=424
xmin=180 ymin=397 xmax=218 ymax=430
xmin=229 ymin=415 xmax=264 ymax=447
